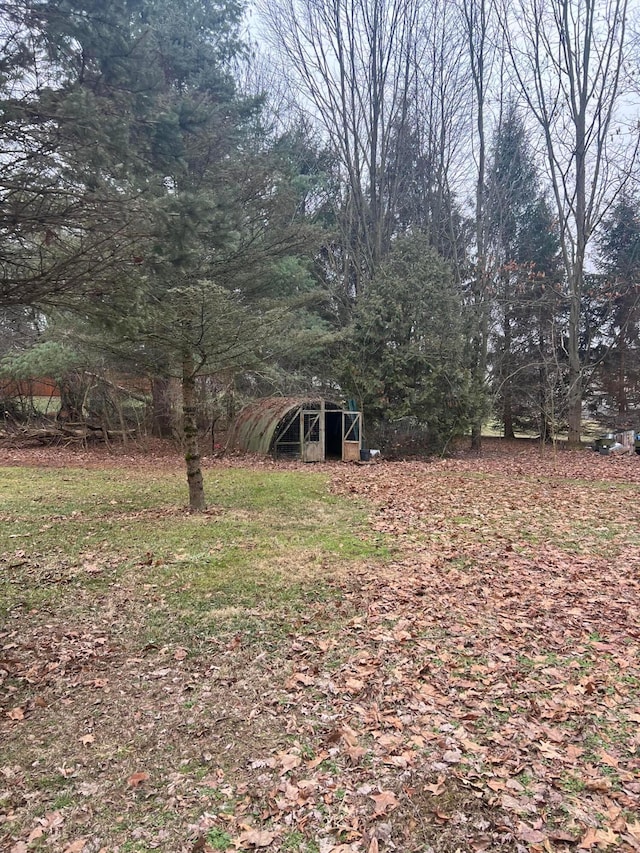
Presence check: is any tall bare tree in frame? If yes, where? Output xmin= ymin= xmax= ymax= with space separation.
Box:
xmin=461 ymin=0 xmax=498 ymax=450
xmin=502 ymin=0 xmax=636 ymax=445
xmin=259 ymin=0 xmax=420 ymax=297
xmin=392 ymin=0 xmax=471 ymax=268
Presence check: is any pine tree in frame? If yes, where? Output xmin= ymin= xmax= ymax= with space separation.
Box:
xmin=1 ymin=0 xmax=319 ymax=507
xmin=596 ymin=194 xmax=640 ymax=415
xmin=342 ymin=234 xmax=473 ymax=453
xmin=486 ymin=104 xmax=562 ymax=439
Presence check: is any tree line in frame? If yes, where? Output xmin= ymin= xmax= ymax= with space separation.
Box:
xmin=1 ymin=0 xmax=639 ymax=507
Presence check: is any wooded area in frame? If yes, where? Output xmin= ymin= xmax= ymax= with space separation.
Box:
xmin=1 ymin=0 xmax=640 ymax=507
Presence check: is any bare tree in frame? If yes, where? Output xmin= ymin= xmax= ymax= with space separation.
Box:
xmin=461 ymin=0 xmax=498 ymax=450
xmin=502 ymin=0 xmax=637 ymax=445
xmin=259 ymin=0 xmax=420 ymax=297
xmin=395 ymin=0 xmax=471 ymax=268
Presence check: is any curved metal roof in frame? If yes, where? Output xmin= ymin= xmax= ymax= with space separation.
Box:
xmin=227 ymin=396 xmax=342 ymax=455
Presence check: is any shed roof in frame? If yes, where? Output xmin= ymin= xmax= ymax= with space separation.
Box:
xmin=227 ymin=397 xmax=342 ymax=455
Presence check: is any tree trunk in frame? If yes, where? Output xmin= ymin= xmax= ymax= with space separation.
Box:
xmin=464 ymin=0 xmax=490 ymax=454
xmin=502 ymin=307 xmax=515 ymax=439
xmin=470 ymin=299 xmax=488 ymax=452
xmin=182 ymin=349 xmax=206 ymax=511
xmin=538 ymin=325 xmax=552 ymax=443
xmin=618 ymin=333 xmax=628 ymax=414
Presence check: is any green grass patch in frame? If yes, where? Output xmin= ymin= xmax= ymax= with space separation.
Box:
xmin=0 ymin=465 xmax=388 ymax=625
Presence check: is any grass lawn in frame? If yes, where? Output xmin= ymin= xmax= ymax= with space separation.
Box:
xmin=1 ymin=441 xmax=640 ymax=853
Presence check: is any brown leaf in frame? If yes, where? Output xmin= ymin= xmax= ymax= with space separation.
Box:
xmin=286 ymin=672 xmax=314 ymax=687
xmin=43 ymin=811 xmax=64 ymax=829
xmin=516 ymin=823 xmax=546 ymax=844
xmin=7 ymin=706 xmax=24 ymax=720
xmin=127 ymin=771 xmax=150 ymax=788
xmin=370 ymin=790 xmax=398 ymax=817
xmin=579 ymin=827 xmax=619 ymax=849
xmin=345 ymin=745 xmax=367 ymax=763
xmin=27 ymin=827 xmax=45 ymax=843
xmin=597 ymin=750 xmax=619 ymax=768
xmin=238 ymin=829 xmax=277 ymax=847
xmin=425 ymin=778 xmax=446 ymax=796
xmin=80 ymin=733 xmax=95 ymax=746
xmin=63 ymin=840 xmax=87 ymax=853
xmin=627 ymin=822 xmax=640 ymax=840
xmin=279 ymin=752 xmax=301 ymax=773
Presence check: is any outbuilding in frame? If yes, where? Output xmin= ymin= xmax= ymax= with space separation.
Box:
xmin=227 ymin=397 xmax=363 ymax=462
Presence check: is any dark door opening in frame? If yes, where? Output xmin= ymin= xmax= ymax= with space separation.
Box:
xmin=325 ymin=410 xmax=342 ymax=458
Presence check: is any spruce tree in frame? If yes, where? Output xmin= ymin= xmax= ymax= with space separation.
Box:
xmin=486 ymin=104 xmax=562 ymax=439
xmin=596 ymin=194 xmax=640 ymax=415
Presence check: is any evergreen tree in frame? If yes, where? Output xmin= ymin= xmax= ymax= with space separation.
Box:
xmin=596 ymin=194 xmax=640 ymax=414
xmin=0 ymin=0 xmax=320 ymax=507
xmin=486 ymin=105 xmax=562 ymax=439
xmin=0 ymin=0 xmax=157 ymax=307
xmin=342 ymin=234 xmax=473 ymax=453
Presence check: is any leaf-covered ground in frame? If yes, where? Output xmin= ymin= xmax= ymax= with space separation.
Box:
xmin=1 ymin=440 xmax=639 ymax=853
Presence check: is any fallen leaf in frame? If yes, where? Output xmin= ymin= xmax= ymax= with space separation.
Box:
xmin=425 ymin=778 xmax=446 ymax=796
xmin=627 ymin=822 xmax=640 ymax=840
xmin=579 ymin=827 xmax=619 ymax=849
xmin=286 ymin=671 xmax=314 ymax=687
xmin=370 ymin=790 xmax=398 ymax=817
xmin=517 ymin=823 xmax=546 ymax=844
xmin=127 ymin=771 xmax=150 ymax=788
xmin=80 ymin=733 xmax=95 ymax=746
xmin=27 ymin=827 xmax=45 ymax=843
xmin=237 ymin=829 xmax=277 ymax=847
xmin=64 ymin=840 xmax=87 ymax=853
xmin=7 ymin=707 xmax=24 ymax=721
xmin=279 ymin=752 xmax=302 ymax=773
xmin=43 ymin=811 xmax=64 ymax=829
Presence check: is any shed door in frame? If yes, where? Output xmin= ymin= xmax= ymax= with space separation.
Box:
xmin=342 ymin=411 xmax=362 ymax=462
xmin=301 ymin=410 xmax=324 ymax=462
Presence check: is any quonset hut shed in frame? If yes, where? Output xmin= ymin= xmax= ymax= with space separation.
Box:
xmin=227 ymin=397 xmax=363 ymax=462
